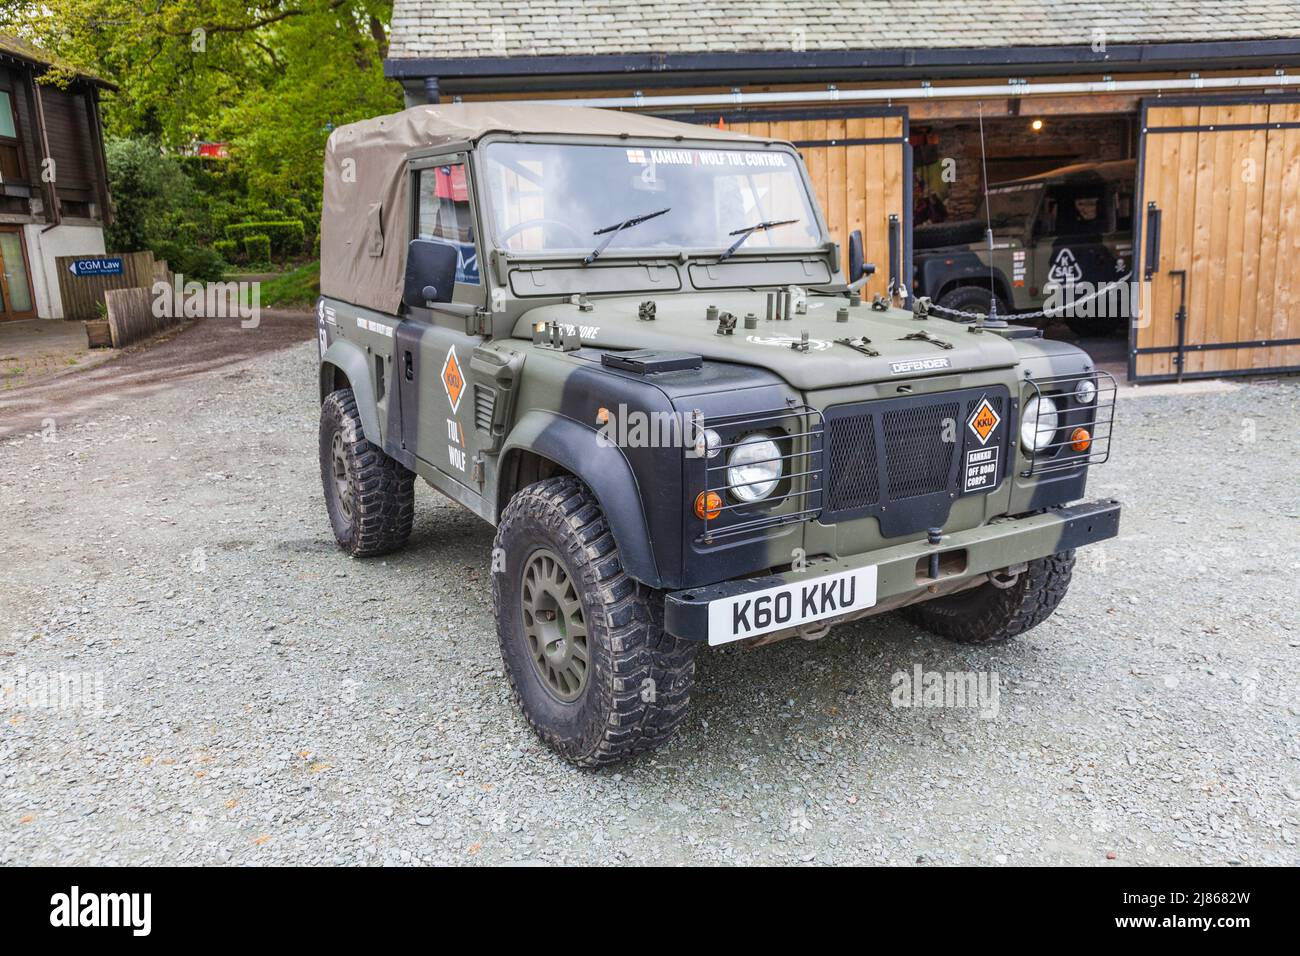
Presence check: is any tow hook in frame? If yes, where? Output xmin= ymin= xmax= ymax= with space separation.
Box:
xmin=989 ymin=563 xmax=1028 ymax=589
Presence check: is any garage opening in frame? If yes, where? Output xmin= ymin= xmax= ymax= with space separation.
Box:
xmin=909 ymin=112 xmax=1140 ymax=376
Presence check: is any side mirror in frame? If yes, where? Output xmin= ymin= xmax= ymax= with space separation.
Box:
xmin=848 ymin=229 xmax=866 ymax=282
xmin=403 ymin=239 xmax=459 ymax=308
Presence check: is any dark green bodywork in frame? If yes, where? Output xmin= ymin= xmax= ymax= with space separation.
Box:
xmin=318 ymin=120 xmax=1120 ymax=643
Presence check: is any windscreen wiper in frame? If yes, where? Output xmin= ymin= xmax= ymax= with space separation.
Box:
xmin=583 ymin=207 xmax=671 ymax=264
xmin=717 ymin=218 xmax=800 ymax=262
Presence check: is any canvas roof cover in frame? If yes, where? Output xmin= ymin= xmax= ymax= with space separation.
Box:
xmin=319 ymin=103 xmax=767 ymax=314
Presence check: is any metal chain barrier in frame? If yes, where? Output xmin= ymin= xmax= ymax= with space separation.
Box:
xmin=925 ymin=273 xmax=1134 ymax=321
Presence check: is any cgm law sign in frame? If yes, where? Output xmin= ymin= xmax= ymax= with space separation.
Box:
xmin=67 ymin=256 xmax=124 ymax=277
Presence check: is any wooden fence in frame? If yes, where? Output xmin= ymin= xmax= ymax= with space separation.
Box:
xmin=56 ymin=250 xmax=157 ymax=320
xmin=104 ymin=286 xmax=181 ymax=348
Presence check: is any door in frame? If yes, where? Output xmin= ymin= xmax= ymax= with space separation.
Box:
xmin=705 ymin=108 xmax=913 ymax=304
xmin=1134 ymin=95 xmax=1300 ymax=381
xmin=395 ymin=156 xmax=488 ymax=492
xmin=0 ymin=227 xmax=36 ymax=321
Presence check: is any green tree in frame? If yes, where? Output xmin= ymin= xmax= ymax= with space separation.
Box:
xmin=5 ymin=1 xmax=401 ymax=206
xmin=102 ymin=137 xmax=193 ymax=252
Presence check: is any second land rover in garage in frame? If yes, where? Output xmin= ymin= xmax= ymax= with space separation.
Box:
xmin=913 ymin=159 xmax=1136 ymax=336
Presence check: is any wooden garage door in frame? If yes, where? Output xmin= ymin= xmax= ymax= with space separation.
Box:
xmin=1134 ymin=96 xmax=1300 ymax=381
xmin=723 ymin=109 xmax=912 ymax=304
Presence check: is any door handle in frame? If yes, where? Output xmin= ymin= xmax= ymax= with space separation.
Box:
xmin=1143 ymin=202 xmax=1162 ymax=280
xmin=404 ymin=350 xmax=414 ymax=382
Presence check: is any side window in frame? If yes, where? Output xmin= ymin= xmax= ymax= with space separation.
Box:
xmin=1043 ymin=184 xmax=1106 ymax=236
xmin=416 ymin=163 xmax=479 ymax=285
xmin=1113 ymin=188 xmax=1134 ymax=232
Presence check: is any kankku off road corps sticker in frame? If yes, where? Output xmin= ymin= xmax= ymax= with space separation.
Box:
xmin=441 ymin=345 xmax=465 ymax=413
xmin=962 ymin=396 xmax=1002 ymax=494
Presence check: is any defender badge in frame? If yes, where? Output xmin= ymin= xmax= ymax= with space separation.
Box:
xmin=967 ymin=396 xmax=1001 ymax=445
xmin=441 ymin=345 xmax=465 ymax=414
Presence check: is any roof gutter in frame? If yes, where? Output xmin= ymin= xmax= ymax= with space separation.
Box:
xmin=386 ymin=38 xmax=1300 ymax=83
xmin=533 ymin=73 xmax=1300 ymax=111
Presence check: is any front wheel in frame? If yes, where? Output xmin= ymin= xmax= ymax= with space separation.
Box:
xmin=901 ymin=551 xmax=1076 ymax=645
xmin=492 ymin=477 xmax=697 ymax=766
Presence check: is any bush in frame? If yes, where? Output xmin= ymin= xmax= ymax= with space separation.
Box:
xmin=154 ymin=240 xmax=227 ymax=283
xmin=242 ymin=234 xmax=271 ymax=265
xmin=225 ymin=220 xmax=306 ymax=259
xmin=213 ymin=238 xmax=239 ymax=262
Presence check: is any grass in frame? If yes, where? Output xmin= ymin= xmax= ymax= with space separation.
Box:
xmin=254 ymin=260 xmax=320 ymax=309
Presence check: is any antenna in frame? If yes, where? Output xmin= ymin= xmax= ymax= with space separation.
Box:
xmin=976 ymin=102 xmax=1006 ymax=328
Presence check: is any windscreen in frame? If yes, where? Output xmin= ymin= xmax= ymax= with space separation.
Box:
xmin=481 ymin=142 xmax=822 ymax=255
xmin=977 ymin=182 xmax=1044 ymax=233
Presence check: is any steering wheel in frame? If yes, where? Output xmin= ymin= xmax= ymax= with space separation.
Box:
xmin=498 ymin=218 xmax=588 ymax=248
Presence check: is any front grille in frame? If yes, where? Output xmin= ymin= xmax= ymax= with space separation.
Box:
xmin=825 ymin=412 xmax=878 ymax=510
xmin=822 ymin=386 xmax=1012 ymax=537
xmin=882 ymin=402 xmax=960 ymax=499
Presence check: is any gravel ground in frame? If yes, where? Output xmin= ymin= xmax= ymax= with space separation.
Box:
xmin=2 ymin=330 xmax=1297 ymax=866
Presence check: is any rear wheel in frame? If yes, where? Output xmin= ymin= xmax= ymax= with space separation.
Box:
xmin=935 ymin=285 xmax=1010 ymax=323
xmin=901 ymin=551 xmax=1075 ymax=645
xmin=493 ymin=477 xmax=697 ymax=766
xmin=319 ymin=388 xmax=414 ymax=557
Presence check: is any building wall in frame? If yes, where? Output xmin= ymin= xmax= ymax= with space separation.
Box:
xmin=21 ymin=221 xmax=105 ymax=318
xmin=0 ymin=63 xmax=107 ymax=225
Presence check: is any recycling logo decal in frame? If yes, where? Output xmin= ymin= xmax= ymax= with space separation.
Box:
xmin=1047 ymin=248 xmax=1084 ymax=284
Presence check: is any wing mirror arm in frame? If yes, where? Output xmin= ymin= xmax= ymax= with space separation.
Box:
xmin=847 ymin=263 xmax=876 ymax=293
xmin=845 ymin=228 xmax=876 ymax=291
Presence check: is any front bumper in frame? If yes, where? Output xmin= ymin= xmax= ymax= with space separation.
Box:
xmin=663 ymin=498 xmax=1121 ymax=643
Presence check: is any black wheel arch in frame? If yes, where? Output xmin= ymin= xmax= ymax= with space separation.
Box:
xmin=936 ymin=275 xmax=1014 ymax=308
xmin=321 ymin=339 xmax=382 ymax=444
xmin=497 ymin=410 xmax=665 ymax=589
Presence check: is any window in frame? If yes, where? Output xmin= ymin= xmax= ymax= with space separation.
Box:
xmin=416 ymin=163 xmax=479 ymax=285
xmin=1113 ymin=188 xmax=1134 ymax=232
xmin=0 ymin=90 xmax=21 ymax=182
xmin=481 ymin=142 xmax=820 ymax=254
xmin=1041 ymin=182 xmax=1107 ymax=236
xmin=0 ymin=90 xmax=15 ymax=138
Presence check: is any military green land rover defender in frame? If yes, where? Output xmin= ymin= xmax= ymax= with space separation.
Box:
xmin=913 ymin=159 xmax=1136 ymax=336
xmin=316 ymin=104 xmax=1120 ymax=766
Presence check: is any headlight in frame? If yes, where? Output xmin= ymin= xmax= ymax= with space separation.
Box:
xmin=727 ymin=433 xmax=783 ymax=502
xmin=1075 ymin=379 xmax=1097 ymax=404
xmin=693 ymin=427 xmax=722 ymax=459
xmin=1020 ymin=396 xmax=1060 ymax=453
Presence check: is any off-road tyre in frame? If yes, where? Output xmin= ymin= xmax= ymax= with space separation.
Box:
xmin=914 ymin=219 xmax=987 ymax=250
xmin=935 ymin=285 xmax=1011 ymax=323
xmin=320 ymin=388 xmax=414 ymax=557
xmin=901 ymin=551 xmax=1076 ymax=645
xmin=493 ymin=476 xmax=697 ymax=767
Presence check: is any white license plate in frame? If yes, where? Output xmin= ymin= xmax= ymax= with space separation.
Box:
xmin=707 ymin=566 xmax=878 ymax=646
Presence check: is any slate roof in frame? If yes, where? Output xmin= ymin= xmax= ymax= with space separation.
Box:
xmin=389 ymin=0 xmax=1300 ymax=60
